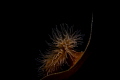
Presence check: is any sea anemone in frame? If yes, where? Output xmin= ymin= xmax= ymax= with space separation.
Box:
xmin=39 ymin=23 xmax=84 ymax=76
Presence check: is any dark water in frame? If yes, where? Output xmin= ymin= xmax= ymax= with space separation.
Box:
xmin=6 ymin=3 xmax=118 ymax=80
xmin=16 ymin=7 xmax=110 ymax=80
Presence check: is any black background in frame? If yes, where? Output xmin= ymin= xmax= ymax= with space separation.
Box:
xmin=7 ymin=3 xmax=118 ymax=80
